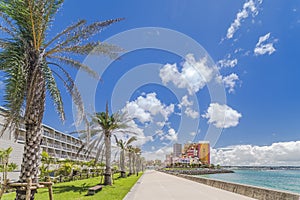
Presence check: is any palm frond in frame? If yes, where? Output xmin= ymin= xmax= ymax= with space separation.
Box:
xmin=0 ymin=12 xmax=17 ymax=34
xmin=49 ymin=55 xmax=99 ymax=79
xmin=50 ymin=65 xmax=85 ymax=124
xmin=41 ymin=63 xmax=65 ymax=121
xmin=51 ymin=42 xmax=123 ymax=59
xmin=46 ymin=18 xmax=124 ymax=55
xmin=44 ymin=19 xmax=86 ymax=49
xmin=126 ymin=136 xmax=137 ymax=146
xmin=0 ymin=52 xmax=27 ymax=137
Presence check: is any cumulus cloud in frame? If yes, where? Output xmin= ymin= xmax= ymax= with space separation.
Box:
xmin=111 ymin=118 xmax=154 ymax=148
xmin=226 ymin=0 xmax=263 ymax=39
xmin=160 ymin=54 xmax=215 ymax=95
xmin=211 ymin=141 xmax=300 ymax=166
xmin=218 ymin=58 xmax=238 ymax=68
xmin=123 ymin=93 xmax=174 ymax=123
xmin=190 ymin=132 xmax=196 ymax=136
xmin=202 ymin=103 xmax=242 ymax=128
xmin=155 ymin=130 xmax=164 ymax=135
xmin=143 ymin=146 xmax=173 ymax=160
xmin=216 ymin=73 xmax=240 ymax=93
xmin=184 ymin=107 xmax=199 ymax=119
xmin=254 ymin=33 xmax=276 ymax=55
xmin=161 ymin=128 xmax=178 ymax=142
xmin=178 ymin=95 xmax=199 ymax=119
xmin=156 ymin=121 xmax=166 ymax=127
xmin=178 ymin=95 xmax=193 ymax=109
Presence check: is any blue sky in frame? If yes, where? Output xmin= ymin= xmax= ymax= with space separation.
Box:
xmin=1 ymin=0 xmax=300 ymax=164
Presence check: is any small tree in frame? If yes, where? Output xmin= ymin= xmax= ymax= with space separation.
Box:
xmin=0 ymin=147 xmax=18 ymax=199
xmin=78 ymin=103 xmax=140 ymax=185
xmin=40 ymin=151 xmax=54 ymax=180
xmin=114 ymin=136 xmax=136 ymax=178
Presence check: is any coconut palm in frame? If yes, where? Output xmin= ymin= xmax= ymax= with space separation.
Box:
xmin=79 ymin=103 xmax=136 ymax=185
xmin=0 ymin=1 xmax=122 ymax=199
xmin=131 ymin=147 xmax=141 ymax=175
xmin=127 ymin=145 xmax=133 ymax=176
xmin=114 ymin=135 xmax=136 ymax=178
xmin=134 ymin=147 xmax=142 ymax=175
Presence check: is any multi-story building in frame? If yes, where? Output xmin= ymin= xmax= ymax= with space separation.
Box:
xmin=173 ymin=143 xmax=182 ymax=158
xmin=198 ymin=141 xmax=210 ymax=165
xmin=165 ymin=153 xmax=173 ymax=167
xmin=0 ymin=106 xmax=97 ymax=180
xmin=183 ymin=141 xmax=210 ymax=165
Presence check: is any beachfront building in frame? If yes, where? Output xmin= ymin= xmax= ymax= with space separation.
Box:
xmin=173 ymin=143 xmax=182 ymax=157
xmin=0 ymin=106 xmax=97 ymax=180
xmin=165 ymin=153 xmax=173 ymax=167
xmin=183 ymin=141 xmax=210 ymax=165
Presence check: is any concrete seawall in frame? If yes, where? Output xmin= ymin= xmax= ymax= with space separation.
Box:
xmin=166 ymin=172 xmax=300 ymax=200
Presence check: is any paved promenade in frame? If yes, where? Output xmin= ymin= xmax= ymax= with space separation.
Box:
xmin=124 ymin=170 xmax=257 ymax=200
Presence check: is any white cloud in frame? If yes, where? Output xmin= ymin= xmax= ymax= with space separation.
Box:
xmin=226 ymin=0 xmax=263 ymax=39
xmin=211 ymin=141 xmax=300 ymax=166
xmin=156 ymin=121 xmax=166 ymax=127
xmin=202 ymin=103 xmax=242 ymax=128
xmin=216 ymin=73 xmax=240 ymax=93
xmin=123 ymin=93 xmax=174 ymax=123
xmin=218 ymin=58 xmax=238 ymax=68
xmin=184 ymin=107 xmax=199 ymax=119
xmin=161 ymin=128 xmax=178 ymax=142
xmin=254 ymin=33 xmax=276 ymax=55
xmin=190 ymin=132 xmax=196 ymax=136
xmin=143 ymin=147 xmax=173 ymax=161
xmin=178 ymin=95 xmax=199 ymax=119
xmin=160 ymin=54 xmax=215 ymax=95
xmin=155 ymin=130 xmax=164 ymax=135
xmin=112 ymin=118 xmax=151 ymax=147
xmin=178 ymin=95 xmax=193 ymax=109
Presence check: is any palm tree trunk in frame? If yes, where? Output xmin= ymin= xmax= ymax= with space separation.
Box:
xmin=136 ymin=155 xmax=140 ymax=176
xmin=104 ymin=131 xmax=112 ymax=185
xmin=120 ymin=149 xmax=126 ymax=178
xmin=132 ymin=153 xmax=136 ymax=175
xmin=128 ymin=152 xmax=132 ymax=176
xmin=16 ymin=61 xmax=45 ymax=200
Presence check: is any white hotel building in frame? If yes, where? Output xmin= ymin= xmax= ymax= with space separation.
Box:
xmin=0 ymin=106 xmax=97 ymax=180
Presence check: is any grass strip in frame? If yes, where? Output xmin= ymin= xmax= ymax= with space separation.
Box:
xmin=2 ymin=173 xmax=142 ymax=200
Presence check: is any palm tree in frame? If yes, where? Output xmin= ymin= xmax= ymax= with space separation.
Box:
xmin=127 ymin=145 xmax=134 ymax=176
xmin=80 ymin=103 xmax=134 ymax=185
xmin=0 ymin=1 xmax=122 ymax=199
xmin=131 ymin=147 xmax=141 ymax=175
xmin=134 ymin=147 xmax=141 ymax=175
xmin=114 ymin=135 xmax=136 ymax=178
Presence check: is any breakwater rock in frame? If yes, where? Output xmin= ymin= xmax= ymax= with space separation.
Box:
xmin=160 ymin=168 xmax=234 ymax=175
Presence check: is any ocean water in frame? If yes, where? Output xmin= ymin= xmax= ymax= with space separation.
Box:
xmin=199 ymin=169 xmax=300 ymax=194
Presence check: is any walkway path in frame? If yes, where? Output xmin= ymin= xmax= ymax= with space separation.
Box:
xmin=124 ymin=170 xmax=256 ymax=200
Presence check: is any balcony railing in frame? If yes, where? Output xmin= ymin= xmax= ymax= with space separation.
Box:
xmin=17 ymin=135 xmax=25 ymax=141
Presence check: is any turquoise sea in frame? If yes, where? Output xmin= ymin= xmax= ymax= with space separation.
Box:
xmin=199 ymin=169 xmax=300 ymax=194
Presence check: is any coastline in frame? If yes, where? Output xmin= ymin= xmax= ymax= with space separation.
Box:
xmin=160 ymin=168 xmax=234 ymax=175
xmin=161 ymin=170 xmax=300 ymax=200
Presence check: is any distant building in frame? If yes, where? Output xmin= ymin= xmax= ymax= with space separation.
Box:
xmin=165 ymin=154 xmax=173 ymax=166
xmin=198 ymin=141 xmax=210 ymax=165
xmin=173 ymin=143 xmax=182 ymax=157
xmin=183 ymin=141 xmax=210 ymax=165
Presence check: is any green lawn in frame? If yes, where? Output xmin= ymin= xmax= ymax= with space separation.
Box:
xmin=2 ymin=173 xmax=142 ymax=200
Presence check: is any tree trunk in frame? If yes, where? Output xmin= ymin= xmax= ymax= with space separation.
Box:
xmin=104 ymin=131 xmax=112 ymax=185
xmin=16 ymin=57 xmax=45 ymax=200
xmin=136 ymin=155 xmax=140 ymax=176
xmin=132 ymin=153 xmax=136 ymax=175
xmin=120 ymin=149 xmax=126 ymax=178
xmin=128 ymin=152 xmax=132 ymax=176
